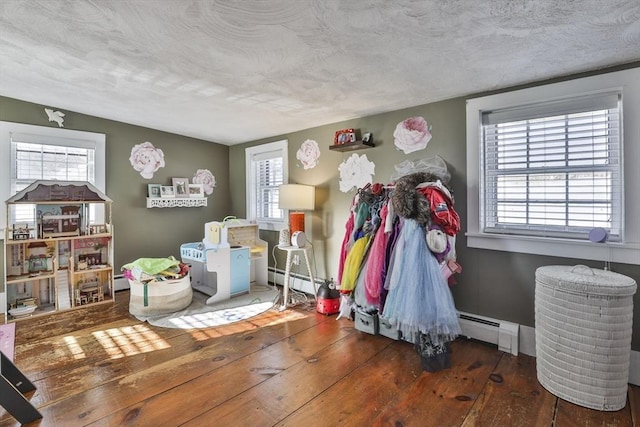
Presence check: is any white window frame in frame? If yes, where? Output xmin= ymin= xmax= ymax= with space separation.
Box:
xmin=466 ymin=68 xmax=640 ymax=265
xmin=245 ymin=139 xmax=288 ymax=230
xmin=0 ymin=122 xmax=106 ymax=237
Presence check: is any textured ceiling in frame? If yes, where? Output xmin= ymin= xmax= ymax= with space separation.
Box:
xmin=0 ymin=0 xmax=638 ymax=145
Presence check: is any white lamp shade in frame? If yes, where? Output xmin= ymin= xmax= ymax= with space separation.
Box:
xmin=278 ymin=184 xmax=315 ymax=211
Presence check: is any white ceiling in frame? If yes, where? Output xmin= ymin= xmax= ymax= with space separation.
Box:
xmin=1 ymin=1 xmax=638 ymax=145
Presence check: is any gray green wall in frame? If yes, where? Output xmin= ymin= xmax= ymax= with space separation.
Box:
xmin=1 ymin=96 xmax=232 ymax=272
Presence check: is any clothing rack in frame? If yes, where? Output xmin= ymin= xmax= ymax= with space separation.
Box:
xmin=336 ymin=170 xmax=462 ymax=372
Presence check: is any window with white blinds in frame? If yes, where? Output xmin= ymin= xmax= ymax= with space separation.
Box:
xmin=0 ymin=122 xmax=106 ymax=232
xmin=466 ymin=68 xmax=640 ymax=264
xmin=481 ymin=92 xmax=622 ymax=241
xmin=245 ymin=140 xmax=288 ymax=228
xmin=11 ymin=141 xmax=96 ymax=223
xmin=253 ymin=154 xmax=284 ymax=221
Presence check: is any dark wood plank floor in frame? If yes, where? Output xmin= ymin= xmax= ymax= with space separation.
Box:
xmin=1 ymin=289 xmax=638 ymax=426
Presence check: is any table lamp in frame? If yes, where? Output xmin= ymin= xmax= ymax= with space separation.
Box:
xmin=278 ymin=184 xmax=315 ymax=235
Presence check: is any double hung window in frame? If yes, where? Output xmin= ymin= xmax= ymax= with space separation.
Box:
xmin=466 ymin=68 xmax=639 ymax=264
xmin=481 ymin=92 xmax=621 ymax=241
xmin=0 ymin=122 xmax=106 ymax=230
xmin=245 ymin=140 xmax=288 ymax=229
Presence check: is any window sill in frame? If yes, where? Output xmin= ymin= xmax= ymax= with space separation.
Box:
xmin=466 ymin=232 xmax=640 ymax=265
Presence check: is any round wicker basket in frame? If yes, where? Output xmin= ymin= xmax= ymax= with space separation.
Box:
xmin=129 ymin=274 xmax=192 ymax=316
xmin=535 ymin=265 xmax=636 ymax=411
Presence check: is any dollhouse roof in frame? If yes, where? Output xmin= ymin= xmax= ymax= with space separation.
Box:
xmin=7 ymin=181 xmax=112 ymax=203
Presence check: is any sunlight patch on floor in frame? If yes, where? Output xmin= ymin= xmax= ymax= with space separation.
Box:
xmin=63 ymin=335 xmax=87 ymax=360
xmin=187 ymin=308 xmax=310 ymax=341
xmin=92 ymin=324 xmax=171 ymax=359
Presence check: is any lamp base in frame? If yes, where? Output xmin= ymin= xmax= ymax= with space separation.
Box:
xmin=289 ymin=212 xmax=305 ymax=234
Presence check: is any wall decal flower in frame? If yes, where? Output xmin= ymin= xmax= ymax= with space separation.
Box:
xmin=338 ymin=153 xmax=375 ymax=193
xmin=393 ymin=116 xmax=432 ymax=154
xmin=193 ymin=168 xmax=216 ymax=195
xmin=296 ymin=139 xmax=320 ymax=169
xmin=129 ymin=141 xmax=165 ymax=179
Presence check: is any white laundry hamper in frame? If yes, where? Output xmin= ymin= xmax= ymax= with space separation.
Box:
xmin=535 ymin=265 xmax=636 ymax=411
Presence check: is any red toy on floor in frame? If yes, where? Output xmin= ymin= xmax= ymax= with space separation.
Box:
xmin=316 ymin=281 xmax=340 ymax=315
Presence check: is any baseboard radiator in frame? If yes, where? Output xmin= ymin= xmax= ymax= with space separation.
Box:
xmin=457 ymin=311 xmax=519 ymax=356
xmin=269 ymin=267 xmax=317 ymax=296
xmin=114 ymin=274 xmax=130 ymax=291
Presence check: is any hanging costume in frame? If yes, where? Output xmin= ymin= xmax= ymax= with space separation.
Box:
xmin=336 ymin=163 xmax=462 ymax=372
xmin=382 ymin=219 xmax=460 ymax=343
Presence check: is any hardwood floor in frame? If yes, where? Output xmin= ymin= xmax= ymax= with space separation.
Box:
xmin=1 ymin=289 xmax=639 ymax=426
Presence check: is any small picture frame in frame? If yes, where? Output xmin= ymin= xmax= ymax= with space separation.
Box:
xmin=188 ymin=183 xmax=204 ymax=198
xmin=172 ymin=177 xmax=189 ymax=198
xmin=89 ymin=224 xmax=107 ymax=235
xmin=148 ymin=184 xmax=161 ymax=198
xmin=160 ymin=185 xmax=175 ymax=198
xmin=334 ymin=128 xmax=357 ymax=145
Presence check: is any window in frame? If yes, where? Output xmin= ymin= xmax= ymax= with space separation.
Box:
xmin=466 ymin=68 xmax=640 ymax=265
xmin=482 ymin=92 xmax=621 ymax=240
xmin=245 ymin=140 xmax=288 ymax=229
xmin=0 ymin=122 xmax=106 ymax=233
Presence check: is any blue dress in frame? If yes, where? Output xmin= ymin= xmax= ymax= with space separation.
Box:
xmin=382 ymin=219 xmax=460 ymax=346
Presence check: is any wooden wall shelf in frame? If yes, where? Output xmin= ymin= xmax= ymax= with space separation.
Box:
xmin=329 ymin=140 xmax=375 ymax=152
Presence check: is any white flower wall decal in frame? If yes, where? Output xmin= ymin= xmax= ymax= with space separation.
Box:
xmin=338 ymin=153 xmax=376 ymax=193
xmin=393 ymin=116 xmax=432 ymax=154
xmin=193 ymin=169 xmax=216 ymax=195
xmin=296 ymin=139 xmax=320 ymax=169
xmin=129 ymin=141 xmax=165 ymax=179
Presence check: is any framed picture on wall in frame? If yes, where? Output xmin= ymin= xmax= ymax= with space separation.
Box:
xmin=334 ymin=128 xmax=357 ymax=145
xmin=188 ymin=183 xmax=204 ymax=198
xmin=148 ymin=184 xmax=161 ymax=198
xmin=172 ymin=177 xmax=189 ymax=198
xmin=160 ymin=185 xmax=175 ymax=198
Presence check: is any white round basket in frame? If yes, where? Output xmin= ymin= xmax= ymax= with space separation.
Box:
xmin=535 ymin=265 xmax=636 ymax=411
xmin=129 ymin=274 xmax=192 ymax=316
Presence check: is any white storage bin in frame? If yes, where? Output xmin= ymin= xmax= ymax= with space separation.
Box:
xmin=379 ymin=315 xmax=402 ymax=340
xmin=355 ymin=311 xmax=379 ymax=335
xmin=129 ymin=274 xmax=192 ymax=316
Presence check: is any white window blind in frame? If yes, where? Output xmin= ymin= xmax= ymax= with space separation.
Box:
xmin=481 ymin=92 xmax=622 ymax=241
xmin=245 ymin=140 xmax=288 ymax=229
xmin=9 ymin=133 xmax=96 ymax=224
xmin=253 ymin=151 xmax=284 ymax=221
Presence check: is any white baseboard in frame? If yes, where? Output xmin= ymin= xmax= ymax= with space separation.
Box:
xmin=519 ymin=325 xmax=536 ymax=357
xmin=113 ymin=275 xmax=130 ymax=291
xmin=457 ymin=311 xmax=519 ymax=356
xmin=269 ymin=267 xmax=317 ymax=296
